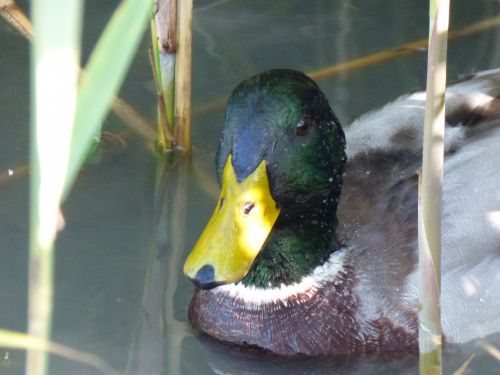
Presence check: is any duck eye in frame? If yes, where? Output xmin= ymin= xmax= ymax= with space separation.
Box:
xmin=295 ymin=115 xmax=313 ymax=136
xmin=243 ymin=201 xmax=255 ymax=215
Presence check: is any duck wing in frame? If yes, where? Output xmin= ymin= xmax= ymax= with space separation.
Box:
xmin=337 ymin=68 xmax=500 ymax=343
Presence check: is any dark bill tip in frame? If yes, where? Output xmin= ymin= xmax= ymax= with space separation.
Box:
xmin=190 ymin=264 xmax=221 ymax=290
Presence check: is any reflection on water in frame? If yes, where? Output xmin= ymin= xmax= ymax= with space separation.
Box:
xmin=1 ymin=0 xmax=500 ymax=374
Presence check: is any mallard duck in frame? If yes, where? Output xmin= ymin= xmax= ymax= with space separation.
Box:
xmin=183 ymin=69 xmax=500 ymax=356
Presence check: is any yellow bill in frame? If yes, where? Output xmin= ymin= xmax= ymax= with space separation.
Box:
xmin=183 ymin=155 xmax=280 ymax=288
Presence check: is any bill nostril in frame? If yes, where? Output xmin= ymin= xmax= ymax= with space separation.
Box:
xmin=191 ymin=265 xmax=220 ymax=290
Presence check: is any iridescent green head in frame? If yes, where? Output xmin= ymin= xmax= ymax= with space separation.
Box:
xmin=185 ymin=70 xmax=347 ymax=288
xmin=217 ymin=69 xmax=346 ymax=213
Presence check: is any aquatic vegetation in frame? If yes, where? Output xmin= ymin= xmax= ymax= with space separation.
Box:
xmin=28 ymin=0 xmax=154 ymax=373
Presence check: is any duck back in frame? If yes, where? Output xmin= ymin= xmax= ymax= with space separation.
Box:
xmin=339 ymin=69 xmax=500 ymax=344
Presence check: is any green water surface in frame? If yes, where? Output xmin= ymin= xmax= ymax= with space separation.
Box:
xmin=1 ymin=0 xmax=499 ymax=374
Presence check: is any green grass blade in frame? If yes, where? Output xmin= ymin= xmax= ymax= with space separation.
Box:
xmin=29 ymin=1 xmax=83 ymax=373
xmin=29 ymin=1 xmax=154 ymax=373
xmin=64 ymin=0 xmax=154 ymax=197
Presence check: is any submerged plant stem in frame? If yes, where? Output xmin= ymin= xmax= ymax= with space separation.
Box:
xmin=26 ymin=240 xmax=55 ymax=374
xmin=192 ymin=14 xmax=500 ymax=119
xmin=0 ymin=329 xmax=118 ymax=375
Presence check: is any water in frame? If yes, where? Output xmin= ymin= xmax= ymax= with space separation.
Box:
xmin=1 ymin=0 xmax=499 ymax=374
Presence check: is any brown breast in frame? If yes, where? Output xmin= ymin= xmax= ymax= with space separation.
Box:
xmin=188 ymin=265 xmax=418 ymax=356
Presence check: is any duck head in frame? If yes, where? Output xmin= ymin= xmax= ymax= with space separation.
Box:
xmin=184 ymin=69 xmax=347 ymax=289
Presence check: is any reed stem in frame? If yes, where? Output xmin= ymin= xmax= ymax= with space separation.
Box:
xmin=0 ymin=0 xmax=32 ymax=38
xmin=151 ymin=0 xmax=192 ymax=153
xmin=155 ymin=0 xmax=177 ymax=134
xmin=419 ymin=0 xmax=449 ymax=374
xmin=151 ymin=2 xmax=175 ymax=152
xmin=173 ymin=0 xmax=193 ymax=151
xmin=151 ymin=0 xmax=177 ymax=152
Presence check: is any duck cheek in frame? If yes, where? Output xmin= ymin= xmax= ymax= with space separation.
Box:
xmin=183 ymin=156 xmax=281 ymax=288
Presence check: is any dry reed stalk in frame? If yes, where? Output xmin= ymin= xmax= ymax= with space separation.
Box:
xmin=173 ymin=0 xmax=193 ymax=151
xmin=418 ymin=0 xmax=449 ymax=373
